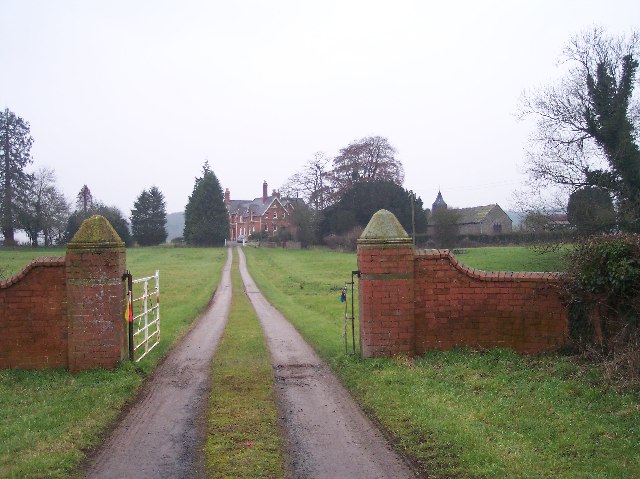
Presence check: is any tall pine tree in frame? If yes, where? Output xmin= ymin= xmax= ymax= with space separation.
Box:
xmin=0 ymin=108 xmax=33 ymax=245
xmin=184 ymin=162 xmax=229 ymax=246
xmin=131 ymin=186 xmax=168 ymax=246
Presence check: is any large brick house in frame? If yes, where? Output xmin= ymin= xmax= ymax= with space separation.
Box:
xmin=225 ymin=181 xmax=303 ymax=241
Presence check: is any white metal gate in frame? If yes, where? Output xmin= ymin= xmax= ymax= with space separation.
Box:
xmin=127 ymin=271 xmax=160 ymax=362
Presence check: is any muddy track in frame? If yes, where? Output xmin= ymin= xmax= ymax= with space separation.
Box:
xmin=237 ymin=248 xmax=417 ymax=478
xmin=83 ymin=247 xmax=417 ymax=479
xmin=83 ymin=249 xmax=232 ymax=479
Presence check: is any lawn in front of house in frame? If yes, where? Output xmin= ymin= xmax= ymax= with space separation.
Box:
xmin=244 ymin=246 xmax=639 ymax=479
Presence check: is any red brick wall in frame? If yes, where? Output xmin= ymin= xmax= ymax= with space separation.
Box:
xmin=0 ymin=257 xmax=68 ymax=368
xmin=414 ymin=250 xmax=568 ymax=354
xmin=357 ymin=246 xmax=569 ymax=357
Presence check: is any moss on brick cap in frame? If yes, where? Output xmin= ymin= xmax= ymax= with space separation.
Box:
xmin=359 ymin=209 xmax=410 ymax=242
xmin=68 ymin=215 xmax=125 ymax=249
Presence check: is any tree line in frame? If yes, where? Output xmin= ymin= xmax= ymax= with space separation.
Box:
xmin=0 ymin=108 xmax=169 ymax=247
xmin=2 ymin=27 xmax=637 ymax=249
xmin=279 ymin=135 xmax=426 ymax=246
xmin=519 ymin=27 xmax=640 ymax=235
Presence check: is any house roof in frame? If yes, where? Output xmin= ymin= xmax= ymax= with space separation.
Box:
xmin=228 ymin=196 xmax=302 ymax=217
xmin=453 ymin=204 xmax=502 ymax=225
xmin=547 ymin=213 xmax=570 ymax=225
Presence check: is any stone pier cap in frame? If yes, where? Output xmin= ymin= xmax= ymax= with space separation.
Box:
xmin=68 ymin=215 xmax=125 ymax=250
xmin=358 ymin=209 xmax=412 ymax=245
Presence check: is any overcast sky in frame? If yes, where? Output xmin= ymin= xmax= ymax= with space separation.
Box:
xmin=1 ymin=1 xmax=639 ymax=216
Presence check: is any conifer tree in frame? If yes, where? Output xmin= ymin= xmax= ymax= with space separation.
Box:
xmin=0 ymin=108 xmax=33 ymax=245
xmin=131 ymin=186 xmax=168 ymax=246
xmin=183 ymin=162 xmax=229 ymax=246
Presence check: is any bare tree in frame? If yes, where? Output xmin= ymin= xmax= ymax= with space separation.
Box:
xmin=19 ymin=168 xmax=70 ymax=246
xmin=281 ymin=152 xmax=333 ymax=210
xmin=329 ymin=136 xmax=404 ymax=201
xmin=519 ymin=27 xmax=640 ymax=228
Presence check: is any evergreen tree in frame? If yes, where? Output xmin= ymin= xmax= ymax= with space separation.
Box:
xmin=131 ymin=186 xmax=168 ymax=246
xmin=76 ymin=185 xmax=94 ymax=214
xmin=320 ymin=181 xmax=427 ymax=238
xmin=183 ymin=162 xmax=229 ymax=246
xmin=65 ymin=184 xmax=132 ymax=246
xmin=65 ymin=204 xmax=132 ymax=246
xmin=430 ymin=208 xmax=461 ymax=249
xmin=96 ymin=204 xmax=132 ymax=246
xmin=567 ymin=186 xmax=616 ymax=234
xmin=0 ymin=108 xmax=33 ymax=245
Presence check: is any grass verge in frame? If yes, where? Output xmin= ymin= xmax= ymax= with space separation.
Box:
xmin=243 ymin=247 xmax=640 ymax=479
xmin=0 ymin=246 xmax=226 ymax=479
xmin=205 ymin=248 xmax=285 ymax=478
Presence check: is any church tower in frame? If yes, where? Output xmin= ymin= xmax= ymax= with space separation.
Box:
xmin=432 ymin=190 xmax=447 ymax=212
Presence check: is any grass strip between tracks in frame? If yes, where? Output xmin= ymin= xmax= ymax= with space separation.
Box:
xmin=205 ymin=248 xmax=285 ymax=478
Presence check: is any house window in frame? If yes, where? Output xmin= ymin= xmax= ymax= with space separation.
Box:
xmin=282 ymin=212 xmax=286 ymax=219
xmin=493 ymin=224 xmax=502 ymax=233
xmin=273 ymin=224 xmax=277 ymax=231
xmin=264 ymin=224 xmax=268 ymax=231
xmin=273 ymin=211 xmax=278 ymax=219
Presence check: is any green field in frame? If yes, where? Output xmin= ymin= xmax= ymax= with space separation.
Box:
xmin=244 ymin=247 xmax=639 ymax=479
xmin=0 ymin=247 xmax=66 ymax=279
xmin=1 ymin=244 xmax=637 ymax=478
xmin=0 ymin=246 xmax=226 ymax=479
xmin=457 ymin=246 xmax=567 ymax=272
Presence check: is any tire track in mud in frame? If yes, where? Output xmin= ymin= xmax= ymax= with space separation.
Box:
xmin=83 ymin=248 xmax=233 ymax=479
xmin=237 ymin=247 xmax=417 ymax=479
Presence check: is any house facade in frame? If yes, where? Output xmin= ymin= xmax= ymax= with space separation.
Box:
xmin=226 ymin=181 xmax=302 ymax=241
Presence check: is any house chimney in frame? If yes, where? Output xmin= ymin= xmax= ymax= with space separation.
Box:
xmin=224 ymin=188 xmax=230 ymax=205
xmin=263 ymin=181 xmax=268 ymax=203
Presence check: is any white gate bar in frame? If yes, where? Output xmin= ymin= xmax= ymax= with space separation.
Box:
xmin=131 ymin=270 xmax=160 ymax=361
